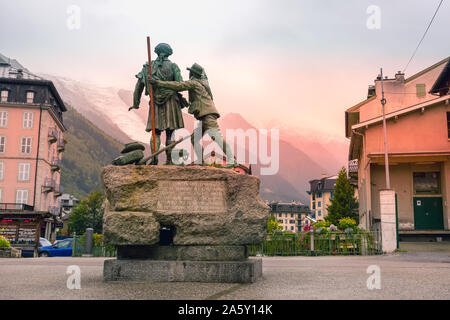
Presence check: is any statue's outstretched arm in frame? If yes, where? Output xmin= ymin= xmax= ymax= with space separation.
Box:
xmin=130 ymin=79 xmax=144 ymax=111
xmin=156 ymin=79 xmax=196 ymax=92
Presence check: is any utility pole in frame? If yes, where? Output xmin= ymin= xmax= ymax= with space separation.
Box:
xmin=378 ymin=68 xmax=397 ymax=252
xmin=380 ymin=68 xmax=390 ymax=189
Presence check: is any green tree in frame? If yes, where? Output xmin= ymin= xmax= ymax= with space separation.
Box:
xmin=267 ymin=213 xmax=282 ymax=234
xmin=325 ymin=167 xmax=358 ymax=225
xmin=68 ymin=190 xmax=104 ymax=234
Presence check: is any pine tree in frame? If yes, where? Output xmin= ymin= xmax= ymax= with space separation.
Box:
xmin=325 ymin=167 xmax=358 ymax=225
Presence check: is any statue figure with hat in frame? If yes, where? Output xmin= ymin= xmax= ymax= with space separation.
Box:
xmin=129 ymin=43 xmax=188 ymax=165
xmin=148 ymin=63 xmax=235 ymax=164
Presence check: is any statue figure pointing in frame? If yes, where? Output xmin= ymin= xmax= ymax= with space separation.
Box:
xmin=129 ymin=43 xmax=187 ymax=165
xmin=149 ymin=63 xmax=235 ymax=164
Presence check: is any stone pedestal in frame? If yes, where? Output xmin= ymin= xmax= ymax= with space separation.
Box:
xmin=101 ymin=165 xmax=269 ymax=283
xmin=104 ymin=257 xmax=262 ymax=283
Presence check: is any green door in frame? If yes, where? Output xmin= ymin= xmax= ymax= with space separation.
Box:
xmin=413 ymin=197 xmax=444 ymax=230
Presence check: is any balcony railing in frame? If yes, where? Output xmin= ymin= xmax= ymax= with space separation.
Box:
xmin=48 ymin=206 xmax=61 ymax=216
xmin=0 ymin=203 xmax=35 ymax=212
xmin=348 ymin=159 xmax=358 ymax=175
xmin=50 ymin=158 xmax=61 ymax=171
xmin=48 ymin=127 xmax=57 ymax=143
xmin=42 ymin=178 xmax=55 ymax=192
xmin=57 ymin=138 xmax=66 ymax=152
xmin=54 ymin=184 xmax=63 ymax=196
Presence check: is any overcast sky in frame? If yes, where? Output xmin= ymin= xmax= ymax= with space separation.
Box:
xmin=1 ymin=0 xmax=448 ymax=138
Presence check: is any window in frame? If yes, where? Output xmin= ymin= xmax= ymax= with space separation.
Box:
xmin=318 ymin=210 xmax=322 ymax=217
xmin=290 ymin=226 xmax=294 ymax=231
xmin=312 ymin=202 xmax=316 ymax=210
xmin=16 ymin=189 xmax=29 ymax=205
xmin=413 ymin=172 xmax=441 ymax=195
xmin=0 ymin=136 xmax=6 ymax=153
xmin=23 ymin=112 xmax=34 ymax=129
xmin=0 ymin=90 xmax=8 ymax=103
xmin=318 ymin=192 xmax=322 ymax=198
xmin=0 ymin=161 xmax=4 ymax=181
xmin=318 ymin=201 xmax=321 ymax=207
xmin=330 ymin=192 xmax=334 ymax=200
xmin=20 ymin=137 xmax=32 ymax=154
xmin=55 ymin=241 xmax=71 ymax=248
xmin=0 ymin=110 xmax=7 ymax=127
xmin=416 ymin=84 xmax=426 ymax=97
xmin=18 ymin=163 xmax=31 ymax=181
xmin=26 ymin=91 xmax=34 ymax=104
xmin=447 ymin=112 xmax=450 ymax=139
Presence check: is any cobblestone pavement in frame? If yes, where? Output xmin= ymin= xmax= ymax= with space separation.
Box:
xmin=0 ymin=243 xmax=449 ymax=300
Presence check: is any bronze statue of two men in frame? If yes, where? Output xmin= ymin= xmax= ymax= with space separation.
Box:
xmin=129 ymin=43 xmax=234 ymax=166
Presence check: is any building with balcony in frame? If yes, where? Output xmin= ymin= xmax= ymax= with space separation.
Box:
xmin=345 ymin=57 xmax=450 ymax=233
xmin=307 ymin=174 xmax=338 ymax=221
xmin=0 ymin=53 xmax=67 ymax=253
xmin=269 ymin=201 xmax=311 ymax=232
xmin=58 ymin=193 xmax=79 ymax=235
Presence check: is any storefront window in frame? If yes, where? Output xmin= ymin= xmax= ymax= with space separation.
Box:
xmin=413 ymin=172 xmax=441 ymax=195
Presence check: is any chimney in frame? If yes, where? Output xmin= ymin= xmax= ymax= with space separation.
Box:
xmin=17 ymin=69 xmax=23 ymax=79
xmin=367 ymin=85 xmax=376 ymax=98
xmin=395 ymin=71 xmax=405 ymax=83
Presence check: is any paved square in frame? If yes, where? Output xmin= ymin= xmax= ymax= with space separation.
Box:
xmin=1 ymin=243 xmax=449 ymax=300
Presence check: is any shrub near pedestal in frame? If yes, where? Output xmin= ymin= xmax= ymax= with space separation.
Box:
xmin=0 ymin=235 xmax=20 ymax=258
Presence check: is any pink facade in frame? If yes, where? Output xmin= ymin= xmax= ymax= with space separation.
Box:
xmin=0 ymin=105 xmax=65 ymax=212
xmin=346 ymin=57 xmax=450 ymax=232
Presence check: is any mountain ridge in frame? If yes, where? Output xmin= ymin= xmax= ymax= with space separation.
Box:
xmin=44 ymin=73 xmax=347 ymax=203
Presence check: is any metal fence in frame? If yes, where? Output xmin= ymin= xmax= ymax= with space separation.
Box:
xmin=71 ymin=231 xmax=382 ymax=258
xmin=72 ymin=235 xmax=116 ymax=257
xmin=248 ymin=230 xmax=382 ymax=256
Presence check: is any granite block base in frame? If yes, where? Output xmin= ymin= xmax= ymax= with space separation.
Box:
xmin=103 ymin=258 xmax=262 ymax=283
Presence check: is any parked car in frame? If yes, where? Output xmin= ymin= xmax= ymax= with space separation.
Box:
xmin=21 ymin=237 xmax=53 ymax=258
xmin=40 ymin=237 xmax=52 ymax=248
xmin=39 ymin=238 xmax=73 ymax=257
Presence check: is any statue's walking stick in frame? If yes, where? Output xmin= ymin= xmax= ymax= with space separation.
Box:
xmin=140 ymin=135 xmax=191 ymax=165
xmin=147 ymin=36 xmax=157 ymax=154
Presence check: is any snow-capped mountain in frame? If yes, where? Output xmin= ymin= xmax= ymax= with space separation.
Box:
xmin=43 ymin=73 xmax=348 ymax=203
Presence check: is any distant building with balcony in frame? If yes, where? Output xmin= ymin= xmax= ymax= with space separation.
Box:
xmin=307 ymin=174 xmax=337 ymax=221
xmin=269 ymin=201 xmax=311 ymax=232
xmin=0 ymin=53 xmax=67 ymax=253
xmin=58 ymin=193 xmax=79 ymax=235
xmin=345 ymin=57 xmax=450 ymax=233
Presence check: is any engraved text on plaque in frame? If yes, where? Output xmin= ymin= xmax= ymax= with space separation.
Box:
xmin=157 ymin=181 xmax=227 ymax=213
